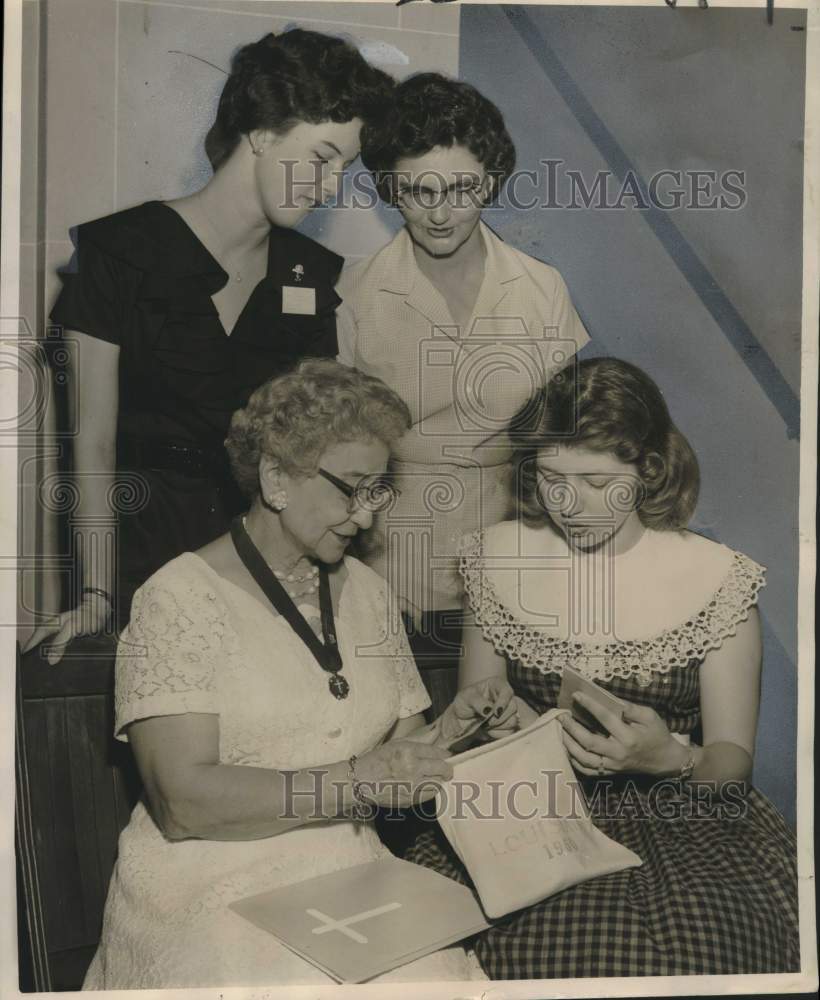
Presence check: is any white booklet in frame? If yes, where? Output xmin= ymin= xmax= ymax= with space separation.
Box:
xmin=229 ymin=856 xmax=489 ymax=984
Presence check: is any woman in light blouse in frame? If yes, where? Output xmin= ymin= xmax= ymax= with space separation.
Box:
xmin=337 ymin=73 xmax=588 ymax=705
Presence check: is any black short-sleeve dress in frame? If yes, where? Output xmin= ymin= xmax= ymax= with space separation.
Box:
xmin=51 ymin=200 xmax=344 ymax=621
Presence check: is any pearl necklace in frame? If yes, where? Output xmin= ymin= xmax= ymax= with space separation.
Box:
xmin=273 ymin=564 xmax=319 ymax=599
xmin=242 ymin=516 xmax=319 ymax=599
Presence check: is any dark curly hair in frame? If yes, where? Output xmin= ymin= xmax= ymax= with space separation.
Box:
xmin=360 ymin=73 xmax=516 ymax=204
xmin=510 ymin=357 xmax=700 ymax=531
xmin=205 ymin=29 xmax=395 ymax=171
xmin=225 ymin=359 xmax=411 ymax=499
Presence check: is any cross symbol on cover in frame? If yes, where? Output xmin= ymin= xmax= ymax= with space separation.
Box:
xmin=306 ymin=901 xmax=402 ymax=944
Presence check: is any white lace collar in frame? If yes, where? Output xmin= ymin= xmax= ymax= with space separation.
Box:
xmin=459 ymin=529 xmax=766 ymax=686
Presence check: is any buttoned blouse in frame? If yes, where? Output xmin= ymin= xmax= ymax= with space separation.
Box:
xmin=336 ymin=223 xmax=589 ymax=614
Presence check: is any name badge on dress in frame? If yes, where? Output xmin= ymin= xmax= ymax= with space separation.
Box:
xmin=282 ymin=286 xmax=316 ymax=315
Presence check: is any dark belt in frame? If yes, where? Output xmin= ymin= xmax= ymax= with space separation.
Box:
xmin=117 ymin=434 xmax=230 ymax=478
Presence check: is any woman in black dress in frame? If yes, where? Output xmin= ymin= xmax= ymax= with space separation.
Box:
xmin=30 ymin=29 xmax=393 ymax=659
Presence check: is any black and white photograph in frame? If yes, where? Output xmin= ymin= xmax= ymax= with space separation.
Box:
xmin=2 ymin=0 xmax=817 ymax=996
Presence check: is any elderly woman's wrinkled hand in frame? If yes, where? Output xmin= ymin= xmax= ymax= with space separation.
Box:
xmin=356 ymin=740 xmax=453 ymax=807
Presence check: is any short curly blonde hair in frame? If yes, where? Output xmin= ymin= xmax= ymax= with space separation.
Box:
xmin=225 ymin=359 xmax=411 ymax=498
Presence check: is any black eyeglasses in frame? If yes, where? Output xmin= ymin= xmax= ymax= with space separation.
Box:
xmin=395 ymin=177 xmax=487 ymax=212
xmin=317 ymin=467 xmax=401 ymax=514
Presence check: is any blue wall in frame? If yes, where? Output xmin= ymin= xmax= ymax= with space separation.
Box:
xmin=460 ymin=5 xmax=805 ymax=823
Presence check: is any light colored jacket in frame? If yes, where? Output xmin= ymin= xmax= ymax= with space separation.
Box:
xmin=336 ymin=222 xmax=589 ymax=614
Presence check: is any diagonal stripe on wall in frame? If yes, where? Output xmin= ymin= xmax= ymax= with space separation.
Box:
xmin=504 ymin=6 xmax=800 ymax=439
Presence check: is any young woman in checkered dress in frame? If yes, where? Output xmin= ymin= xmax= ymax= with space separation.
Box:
xmin=408 ymin=357 xmax=800 ymax=978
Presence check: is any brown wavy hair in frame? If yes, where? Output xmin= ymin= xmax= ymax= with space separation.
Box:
xmin=360 ymin=72 xmax=516 ymax=204
xmin=205 ymin=30 xmax=394 ymax=171
xmin=510 ymin=357 xmax=700 ymax=530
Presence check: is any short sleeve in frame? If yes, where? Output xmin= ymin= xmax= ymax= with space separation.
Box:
xmin=389 ymin=614 xmax=432 ymax=719
xmin=547 ymin=270 xmax=590 ymax=357
xmin=457 ymin=529 xmax=500 ymax=629
xmin=347 ymin=558 xmax=432 ymax=719
xmin=50 ymin=228 xmax=139 ymax=345
xmin=373 ymin=582 xmax=431 ymax=719
xmin=457 ymin=524 xmax=531 ymax=632
xmin=114 ymin=563 xmax=226 ymax=740
xmin=334 ymin=270 xmax=358 ymax=368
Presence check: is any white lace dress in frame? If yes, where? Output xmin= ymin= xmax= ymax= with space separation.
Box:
xmin=83 ymin=553 xmax=484 ymax=989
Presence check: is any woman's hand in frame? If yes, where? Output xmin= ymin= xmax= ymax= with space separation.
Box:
xmin=25 ymin=331 xmax=120 ymax=666
xmin=355 ymin=740 xmax=453 ymax=807
xmin=559 ymin=693 xmax=687 ymax=778
xmin=22 ymin=592 xmax=114 ymax=664
xmin=452 ymin=676 xmax=518 ymax=739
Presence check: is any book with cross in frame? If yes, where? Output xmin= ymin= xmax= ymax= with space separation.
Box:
xmin=228 ymin=856 xmax=490 ymax=983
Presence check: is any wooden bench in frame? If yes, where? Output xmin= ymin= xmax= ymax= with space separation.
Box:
xmin=15 ymin=637 xmax=140 ymax=991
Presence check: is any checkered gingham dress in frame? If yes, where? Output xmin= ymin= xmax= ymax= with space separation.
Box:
xmin=406 ymin=531 xmax=801 ymax=979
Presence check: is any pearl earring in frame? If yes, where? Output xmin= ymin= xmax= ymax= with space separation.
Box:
xmin=268 ymin=489 xmax=288 ymax=512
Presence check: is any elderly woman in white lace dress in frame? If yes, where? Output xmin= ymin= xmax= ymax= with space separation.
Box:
xmin=409 ymin=357 xmax=800 ymax=978
xmin=83 ymin=360 xmax=513 ymax=989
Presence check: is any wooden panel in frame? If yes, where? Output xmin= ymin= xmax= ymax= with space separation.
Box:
xmin=16 ymin=638 xmax=142 ymax=990
xmin=20 ymin=635 xmax=116 ymax=698
xmin=44 ymin=698 xmax=88 ymax=949
xmin=22 ymin=699 xmax=61 ymax=949
xmin=48 ymin=945 xmax=98 ymax=993
xmin=65 ymin=696 xmax=108 ymax=935
xmin=16 ymin=669 xmax=52 ymax=992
